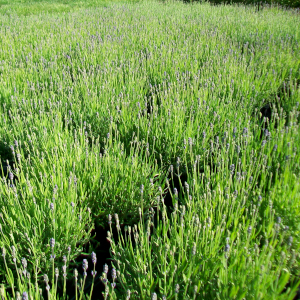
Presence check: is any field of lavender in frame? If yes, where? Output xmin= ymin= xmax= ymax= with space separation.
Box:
xmin=0 ymin=0 xmax=299 ymax=299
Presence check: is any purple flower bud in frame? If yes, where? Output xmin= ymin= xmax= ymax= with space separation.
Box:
xmin=22 ymin=292 xmax=28 ymax=300
xmin=247 ymin=226 xmax=252 ymax=234
xmin=82 ymin=259 xmax=88 ymax=271
xmin=91 ymin=252 xmax=97 ymax=264
xmin=111 ymin=268 xmax=117 ymax=279
xmin=225 ymin=244 xmax=230 ymax=252
xmin=103 ymin=264 xmax=108 ymax=274
xmin=192 ymin=243 xmax=196 ymax=256
xmin=233 ymin=127 xmax=237 ymax=137
xmin=50 ymin=238 xmax=55 ymax=248
xmin=108 ymin=214 xmax=112 ymax=225
xmin=184 ymin=182 xmax=189 ymax=192
xmin=21 ymin=258 xmax=27 ymax=269
xmin=13 ymin=141 xmax=18 ymax=148
xmin=151 ymin=293 xmax=157 ymax=300
xmin=62 ymin=265 xmax=67 ymax=277
xmin=11 ymin=246 xmax=16 ymax=257
xmin=264 ymin=129 xmax=270 ymax=138
xmin=140 ymin=184 xmax=144 ymax=194
xmin=173 ymin=188 xmax=178 ymax=196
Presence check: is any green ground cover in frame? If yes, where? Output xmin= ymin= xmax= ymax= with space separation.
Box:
xmin=0 ymin=0 xmax=140 ymax=15
xmin=0 ymin=0 xmax=299 ymax=299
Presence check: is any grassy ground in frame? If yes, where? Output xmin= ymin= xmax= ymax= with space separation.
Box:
xmin=0 ymin=0 xmax=140 ymax=15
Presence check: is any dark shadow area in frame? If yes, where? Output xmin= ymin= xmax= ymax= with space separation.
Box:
xmin=58 ymin=221 xmax=131 ymax=300
xmin=0 ymin=141 xmax=16 ymax=181
xmin=183 ymin=0 xmax=300 ymax=10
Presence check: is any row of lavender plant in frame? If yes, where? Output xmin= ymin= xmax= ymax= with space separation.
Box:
xmin=106 ymin=104 xmax=300 ymax=299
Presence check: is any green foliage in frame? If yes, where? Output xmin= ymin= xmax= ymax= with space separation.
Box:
xmin=0 ymin=250 xmax=98 ymax=300
xmin=107 ymin=105 xmax=300 ymax=299
xmin=0 ymin=0 xmax=299 ymax=299
xmin=0 ymin=0 xmax=141 ymax=16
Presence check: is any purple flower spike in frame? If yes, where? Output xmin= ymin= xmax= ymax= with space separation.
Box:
xmin=91 ymin=252 xmax=97 ymax=264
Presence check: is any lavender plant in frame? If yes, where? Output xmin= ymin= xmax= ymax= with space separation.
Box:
xmin=107 ymin=148 xmax=300 ymax=299
xmin=0 ymin=249 xmax=99 ymax=300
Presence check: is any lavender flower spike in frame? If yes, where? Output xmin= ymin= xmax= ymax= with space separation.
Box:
xmin=103 ymin=264 xmax=109 ymax=274
xmin=111 ymin=268 xmax=117 ymax=279
xmin=91 ymin=251 xmax=97 ymax=264
xmin=83 ymin=259 xmax=88 ymax=271
xmin=22 ymin=292 xmax=28 ymax=300
xmin=50 ymin=238 xmax=55 ymax=248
